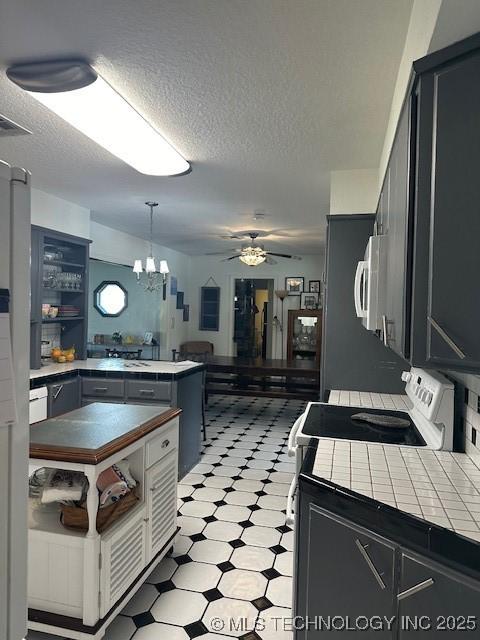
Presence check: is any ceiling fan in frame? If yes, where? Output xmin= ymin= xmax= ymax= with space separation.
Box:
xmin=206 ymin=232 xmax=302 ymax=266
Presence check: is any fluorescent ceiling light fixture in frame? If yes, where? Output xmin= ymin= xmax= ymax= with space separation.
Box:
xmin=6 ymin=59 xmax=190 ymax=176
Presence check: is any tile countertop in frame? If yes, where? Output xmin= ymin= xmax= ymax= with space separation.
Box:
xmin=311 ymin=440 xmax=480 ymax=544
xmin=30 ymin=358 xmax=204 ymax=380
xmin=313 ymin=387 xmax=480 ymax=545
xmin=328 ymin=389 xmax=412 ymax=411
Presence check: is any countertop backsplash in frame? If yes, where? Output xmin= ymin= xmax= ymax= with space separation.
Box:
xmin=447 ymin=371 xmax=480 ymax=466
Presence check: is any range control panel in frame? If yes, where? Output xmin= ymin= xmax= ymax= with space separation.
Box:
xmin=402 ymin=367 xmax=454 ymax=423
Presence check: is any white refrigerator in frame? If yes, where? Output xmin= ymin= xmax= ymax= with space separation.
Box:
xmin=0 ymin=160 xmax=30 ymax=640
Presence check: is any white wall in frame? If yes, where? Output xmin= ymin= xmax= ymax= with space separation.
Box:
xmin=378 ymin=0 xmax=442 ymax=189
xmin=186 ymin=254 xmax=325 ymax=357
xmin=329 ymin=169 xmax=378 ymax=214
xmin=90 ymin=221 xmax=190 ymax=358
xmin=31 ymin=188 xmax=90 ymax=238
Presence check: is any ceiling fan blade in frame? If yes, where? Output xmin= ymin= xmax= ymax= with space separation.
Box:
xmin=205 ymin=249 xmax=241 ymax=255
xmin=265 ymin=256 xmax=278 ymax=265
xmin=221 ymin=255 xmax=239 ymax=262
xmin=266 ymin=252 xmax=291 ymax=258
xmin=205 ymin=251 xmax=234 ymax=255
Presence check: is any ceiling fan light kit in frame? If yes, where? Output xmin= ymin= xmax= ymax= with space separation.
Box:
xmin=6 ymin=59 xmax=190 ymax=176
xmin=214 ymin=231 xmax=302 ymax=266
xmin=239 ymin=246 xmax=267 ymax=266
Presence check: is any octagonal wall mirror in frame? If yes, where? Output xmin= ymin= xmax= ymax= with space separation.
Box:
xmin=94 ymin=280 xmax=128 ymax=317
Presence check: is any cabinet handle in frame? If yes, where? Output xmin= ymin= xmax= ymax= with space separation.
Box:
xmin=382 ymin=315 xmax=392 ymax=348
xmin=52 ymin=384 xmax=64 ymax=400
xmin=355 ymin=539 xmax=386 ymax=590
xmin=140 ymin=389 xmax=155 ymax=395
xmin=428 ymin=317 xmax=466 ymax=360
xmin=93 ymin=387 xmax=108 ymax=392
xmin=143 ymin=517 xmax=150 ymax=523
xmin=397 ymin=578 xmax=434 ymax=601
xmin=161 ymin=439 xmax=170 ymax=449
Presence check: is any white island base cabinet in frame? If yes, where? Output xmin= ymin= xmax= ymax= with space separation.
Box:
xmin=28 ymin=407 xmax=180 ymax=640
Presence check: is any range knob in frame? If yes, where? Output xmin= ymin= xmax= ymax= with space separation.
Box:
xmin=401 ymin=371 xmax=412 ymax=383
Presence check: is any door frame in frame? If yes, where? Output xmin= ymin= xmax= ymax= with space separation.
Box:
xmin=226 ymin=274 xmax=283 ymax=359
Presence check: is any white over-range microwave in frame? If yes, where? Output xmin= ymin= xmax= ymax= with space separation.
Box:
xmin=354 ymin=234 xmax=387 ymax=331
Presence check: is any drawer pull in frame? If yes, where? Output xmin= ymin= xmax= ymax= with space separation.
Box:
xmin=140 ymin=389 xmax=155 ymax=395
xmin=397 ymin=578 xmax=434 ymax=601
xmin=143 ymin=517 xmax=150 ymax=523
xmin=52 ymin=384 xmax=64 ymax=400
xmin=93 ymin=387 xmax=108 ymax=392
xmin=161 ymin=439 xmax=170 ymax=449
xmin=355 ymin=539 xmax=386 ymax=590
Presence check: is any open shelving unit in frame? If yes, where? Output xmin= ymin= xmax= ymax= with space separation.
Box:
xmin=31 ymin=225 xmax=91 ymax=369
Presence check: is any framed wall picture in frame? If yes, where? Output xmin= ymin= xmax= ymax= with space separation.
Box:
xmin=183 ymin=304 xmax=189 ymax=322
xmin=309 ymin=280 xmax=321 ymax=293
xmin=285 ymin=276 xmax=304 ymax=296
xmin=200 ymin=286 xmax=220 ymax=331
xmin=170 ymin=276 xmax=178 ymax=296
xmin=176 ymin=291 xmax=184 ymax=309
xmin=300 ymin=291 xmax=319 ymax=309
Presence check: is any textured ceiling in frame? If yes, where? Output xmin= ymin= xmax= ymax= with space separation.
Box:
xmin=0 ymin=0 xmax=412 ymax=255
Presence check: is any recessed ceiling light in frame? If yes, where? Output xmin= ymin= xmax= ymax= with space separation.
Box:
xmin=6 ymin=59 xmax=190 ymax=177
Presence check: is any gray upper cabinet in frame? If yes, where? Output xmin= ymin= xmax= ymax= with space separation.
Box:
xmin=398 ymin=551 xmax=480 ymax=637
xmin=411 ymin=50 xmax=480 ymax=371
xmin=378 ymin=36 xmax=480 ymax=373
xmin=381 ymin=95 xmax=414 ymax=359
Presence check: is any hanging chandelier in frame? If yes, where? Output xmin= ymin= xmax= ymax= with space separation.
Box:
xmin=133 ymin=202 xmax=169 ymax=293
xmin=239 ymin=245 xmax=267 ymax=266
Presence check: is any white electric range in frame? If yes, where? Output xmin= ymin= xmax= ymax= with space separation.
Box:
xmin=286 ymin=367 xmax=454 ymax=525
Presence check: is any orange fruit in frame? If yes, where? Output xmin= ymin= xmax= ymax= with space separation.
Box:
xmin=51 ymin=348 xmax=62 ymax=359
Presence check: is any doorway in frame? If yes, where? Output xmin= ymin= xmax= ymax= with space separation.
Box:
xmin=233 ymin=278 xmax=274 ymax=359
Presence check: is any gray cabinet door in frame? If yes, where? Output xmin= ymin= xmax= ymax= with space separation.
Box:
xmin=421 ymin=52 xmax=480 ymax=370
xmin=398 ymin=551 xmax=480 ymax=637
xmin=383 ymin=97 xmax=413 ymax=359
xmin=295 ymin=500 xmax=396 ymax=639
xmin=47 ymin=378 xmax=80 ymax=417
xmin=377 ymin=165 xmax=391 ymax=236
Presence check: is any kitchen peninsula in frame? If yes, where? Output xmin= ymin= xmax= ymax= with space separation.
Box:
xmin=28 ymin=402 xmax=180 ymax=639
xmin=30 ymin=358 xmax=205 ymax=478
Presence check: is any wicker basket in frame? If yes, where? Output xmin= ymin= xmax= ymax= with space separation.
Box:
xmin=60 ymin=491 xmax=139 ymax=534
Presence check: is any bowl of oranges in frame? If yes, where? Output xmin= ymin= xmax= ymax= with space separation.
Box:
xmin=51 ymin=346 xmax=76 ymax=363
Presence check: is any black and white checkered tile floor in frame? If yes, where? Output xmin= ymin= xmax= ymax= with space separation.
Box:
xmin=28 ymin=395 xmax=305 ymax=640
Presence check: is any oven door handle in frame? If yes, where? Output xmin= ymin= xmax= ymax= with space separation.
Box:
xmin=288 ymin=414 xmax=304 ymax=457
xmin=286 ymin=475 xmax=297 ymax=526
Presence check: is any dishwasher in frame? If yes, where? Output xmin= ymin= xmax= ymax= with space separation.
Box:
xmin=29 ymin=387 xmax=48 ymax=424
